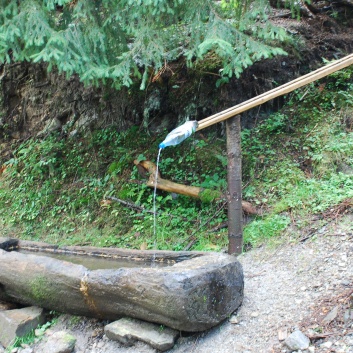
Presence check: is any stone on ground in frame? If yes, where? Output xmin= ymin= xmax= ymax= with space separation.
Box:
xmin=320 ymin=341 xmax=333 ymax=349
xmin=0 ymin=237 xmax=18 ymax=251
xmin=0 ymin=306 xmax=45 ymax=347
xmin=277 ymin=327 xmax=288 ymax=341
xmin=36 ymin=331 xmax=76 ymax=353
xmin=284 ymin=330 xmax=310 ymax=351
xmin=20 ymin=348 xmax=33 ymax=353
xmin=228 ymin=315 xmax=239 ymax=324
xmin=322 ymin=305 xmax=338 ymax=325
xmin=104 ymin=317 xmax=179 ymax=352
xmin=344 ymin=309 xmax=353 ymax=324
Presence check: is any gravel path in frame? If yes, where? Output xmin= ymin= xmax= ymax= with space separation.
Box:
xmin=9 ymin=215 xmax=353 ymax=353
xmin=169 ymin=216 xmax=353 ymax=353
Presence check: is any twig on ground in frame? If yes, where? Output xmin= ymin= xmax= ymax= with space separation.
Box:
xmin=246 ymin=270 xmax=267 ymax=278
xmin=106 ymin=196 xmax=193 ymax=222
xmin=183 ymin=201 xmax=227 ymax=251
xmin=308 ymin=330 xmax=353 ymax=340
xmin=106 ymin=196 xmax=152 ymax=213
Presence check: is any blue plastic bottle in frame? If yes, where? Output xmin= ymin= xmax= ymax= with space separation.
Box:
xmin=159 ymin=121 xmax=198 ymax=149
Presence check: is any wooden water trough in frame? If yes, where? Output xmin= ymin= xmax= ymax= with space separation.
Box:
xmin=0 ymin=237 xmax=243 ymax=332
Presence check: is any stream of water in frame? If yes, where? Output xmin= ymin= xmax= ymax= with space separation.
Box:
xmin=153 ymin=148 xmax=162 ymax=252
xmin=152 ymin=148 xmax=162 ymax=265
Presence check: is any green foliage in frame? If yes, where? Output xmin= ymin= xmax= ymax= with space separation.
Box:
xmin=1 ymin=67 xmax=353 ymax=252
xmin=240 ymin=67 xmax=353 ymax=246
xmin=5 ymin=316 xmax=58 ymax=352
xmin=0 ymin=128 xmax=229 ymax=250
xmin=110 ymin=137 xmax=229 ymax=250
xmin=272 ymin=174 xmax=353 ymax=215
xmin=5 ymin=330 xmax=36 ymax=352
xmin=0 ymin=0 xmax=296 ymax=88
xmin=1 ymin=131 xmax=117 ymax=232
xmin=199 ymin=189 xmax=222 ymax=203
xmin=244 ymin=215 xmax=290 ymax=245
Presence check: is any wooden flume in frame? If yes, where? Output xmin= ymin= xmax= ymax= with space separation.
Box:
xmin=143 ymin=54 xmax=353 ymax=254
xmin=194 ymin=53 xmax=353 ymax=254
xmin=196 ymin=54 xmax=353 ymax=131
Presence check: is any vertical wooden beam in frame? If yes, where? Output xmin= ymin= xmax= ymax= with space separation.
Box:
xmin=226 ymin=115 xmax=243 ymax=255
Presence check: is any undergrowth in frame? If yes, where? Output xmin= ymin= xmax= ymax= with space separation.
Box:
xmin=1 ymin=66 xmax=353 ymax=251
xmin=5 ymin=315 xmax=58 ymax=353
xmin=0 ymin=127 xmax=229 ymax=251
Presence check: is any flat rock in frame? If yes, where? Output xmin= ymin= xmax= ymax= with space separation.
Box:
xmin=284 ymin=330 xmax=310 ymax=351
xmin=322 ymin=305 xmax=338 ymax=325
xmin=0 ymin=306 xmax=45 ymax=347
xmin=36 ymin=331 xmax=76 ymax=353
xmin=105 ymin=317 xmax=179 ymax=351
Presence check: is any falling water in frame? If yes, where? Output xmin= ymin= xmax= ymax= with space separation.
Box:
xmin=153 ymin=148 xmax=162 ymax=250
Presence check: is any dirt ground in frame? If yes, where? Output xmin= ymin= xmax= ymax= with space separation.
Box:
xmin=15 ymin=213 xmax=351 ymax=353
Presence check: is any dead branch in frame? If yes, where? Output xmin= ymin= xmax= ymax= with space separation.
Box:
xmin=308 ymin=330 xmax=353 ymax=340
xmin=106 ymin=196 xmax=193 ymax=222
xmin=208 ymin=222 xmax=228 ymax=233
xmin=183 ymin=201 xmax=228 ymax=251
xmin=134 ymin=160 xmax=259 ymax=215
xmin=106 ymin=196 xmax=152 ymax=213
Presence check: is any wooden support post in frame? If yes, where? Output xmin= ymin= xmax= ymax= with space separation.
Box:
xmin=226 ymin=115 xmax=243 ymax=255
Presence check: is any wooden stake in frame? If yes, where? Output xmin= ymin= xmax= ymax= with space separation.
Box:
xmin=226 ymin=116 xmax=243 ymax=255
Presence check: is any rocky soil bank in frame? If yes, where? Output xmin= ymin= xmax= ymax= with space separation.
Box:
xmin=1 ymin=9 xmax=353 ymax=164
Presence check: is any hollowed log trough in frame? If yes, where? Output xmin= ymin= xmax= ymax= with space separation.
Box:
xmin=0 ymin=238 xmax=243 ymax=332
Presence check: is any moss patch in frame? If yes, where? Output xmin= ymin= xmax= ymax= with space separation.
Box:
xmin=199 ymin=189 xmax=222 ymax=203
xmin=29 ymin=276 xmax=57 ymax=304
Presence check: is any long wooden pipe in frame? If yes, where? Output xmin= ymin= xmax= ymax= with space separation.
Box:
xmin=197 ymin=54 xmax=353 ymax=131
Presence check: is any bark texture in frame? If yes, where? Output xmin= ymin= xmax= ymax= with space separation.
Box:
xmin=226 ymin=116 xmax=243 ymax=255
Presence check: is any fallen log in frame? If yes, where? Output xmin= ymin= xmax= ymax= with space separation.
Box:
xmin=134 ymin=160 xmax=258 ymax=214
